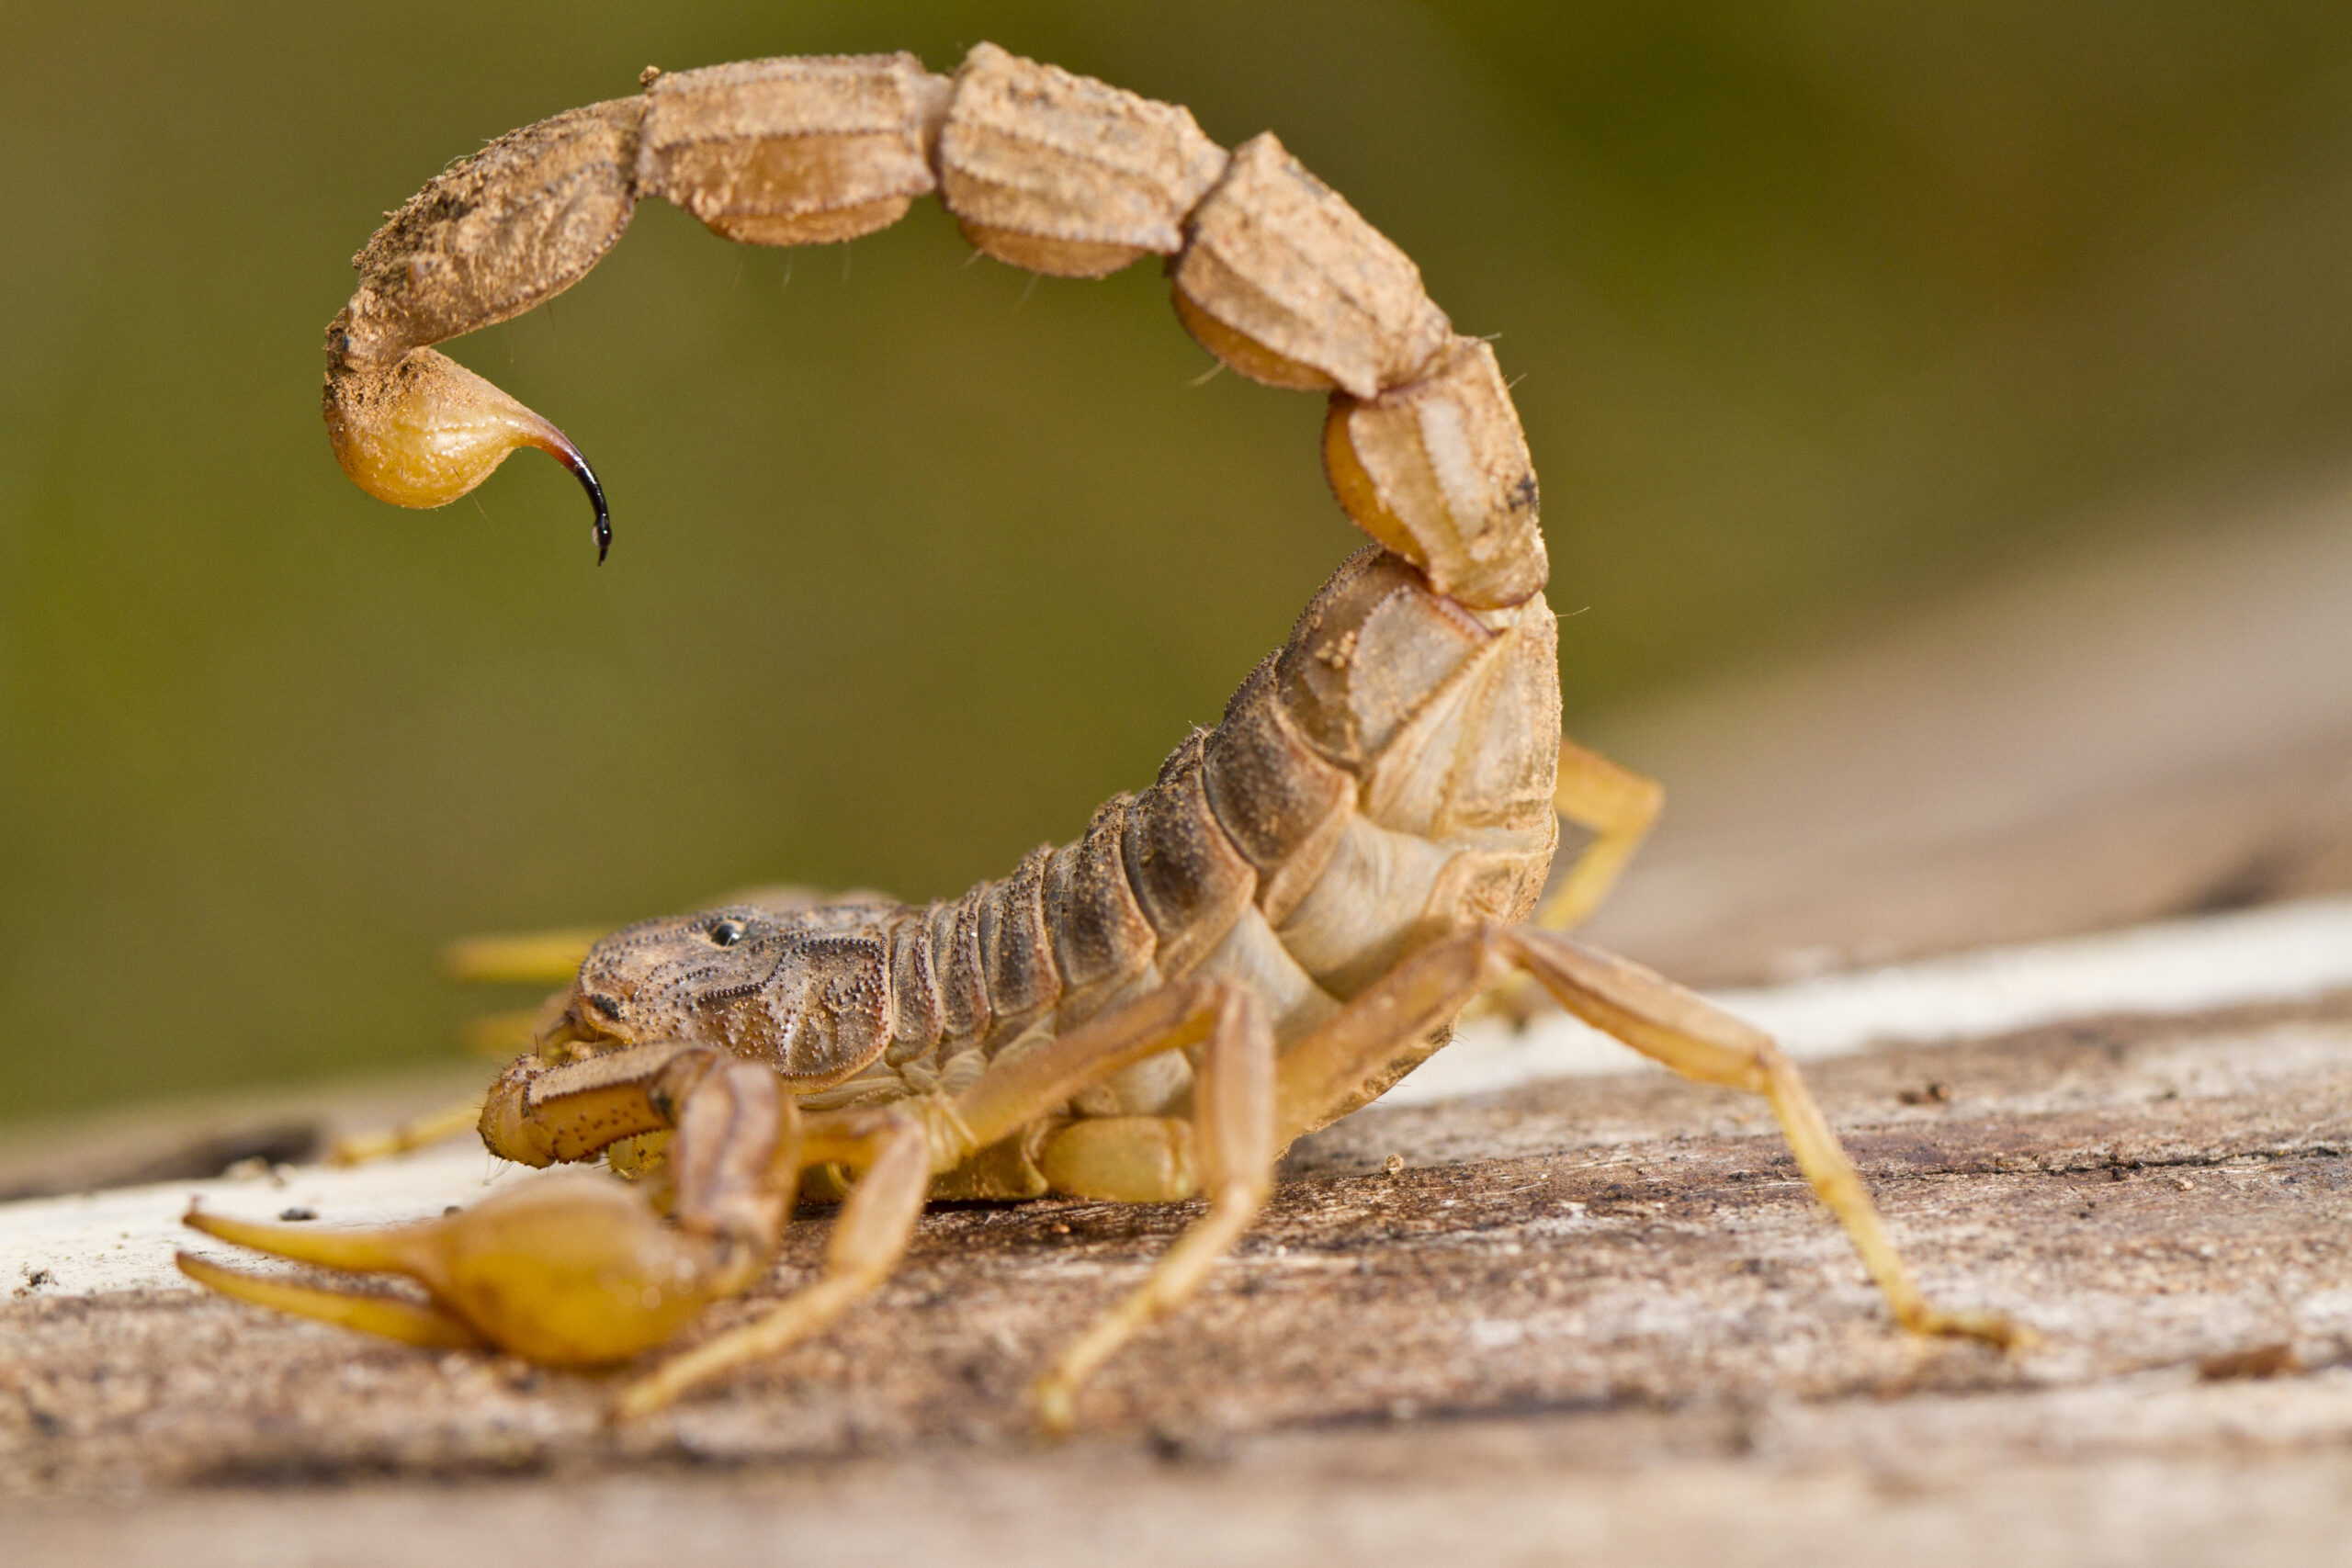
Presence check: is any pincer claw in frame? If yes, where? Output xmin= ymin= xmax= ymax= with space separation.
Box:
xmin=181 ymin=1172 xmax=757 ymax=1367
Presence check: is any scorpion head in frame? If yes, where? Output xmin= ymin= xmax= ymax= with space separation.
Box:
xmin=543 ymin=903 xmax=897 ymax=1090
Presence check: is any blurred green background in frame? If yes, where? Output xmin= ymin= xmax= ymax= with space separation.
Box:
xmin=6 ymin=1 xmax=2351 ymax=1119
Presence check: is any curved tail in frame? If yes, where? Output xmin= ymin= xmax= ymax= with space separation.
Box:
xmin=321 ymin=44 xmax=1545 ymax=605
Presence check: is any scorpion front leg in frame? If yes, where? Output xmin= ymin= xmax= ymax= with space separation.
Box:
xmin=967 ymin=981 xmax=1276 ymax=1432
xmin=608 ymin=1103 xmax=933 ymax=1418
xmin=181 ymin=1042 xmax=797 ymax=1366
xmin=611 ymin=978 xmax=1274 ymax=1423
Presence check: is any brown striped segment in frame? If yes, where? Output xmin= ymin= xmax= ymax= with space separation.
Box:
xmin=1201 ymin=657 xmax=1356 ymax=927
xmin=1045 ymin=795 xmax=1159 ymax=1022
xmin=882 ymin=909 xmax=944 ymax=1063
xmin=343 ymin=99 xmax=645 ymax=369
xmin=1434 ymin=605 xmax=1563 ymax=838
xmin=978 ymin=844 xmax=1062 ymax=1023
xmin=927 ymin=895 xmax=990 ymax=1044
xmin=1274 ymin=549 xmax=1494 ymax=769
xmin=937 ymin=42 xmax=1227 ymax=277
xmin=1170 ymin=132 xmax=1452 ymax=399
xmin=1321 ymin=336 xmax=1546 ymax=610
xmin=1121 ymin=732 xmax=1260 ymax=978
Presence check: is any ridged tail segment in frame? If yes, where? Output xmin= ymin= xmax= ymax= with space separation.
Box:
xmin=324 ymin=45 xmax=1547 ymax=595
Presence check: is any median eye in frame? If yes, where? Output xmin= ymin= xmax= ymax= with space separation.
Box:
xmin=707 ymin=919 xmax=745 ymax=948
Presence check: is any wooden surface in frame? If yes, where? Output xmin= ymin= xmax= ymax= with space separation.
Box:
xmin=8 ymin=491 xmax=2352 ymax=1562
xmin=6 ymin=988 xmax=2350 ymax=1562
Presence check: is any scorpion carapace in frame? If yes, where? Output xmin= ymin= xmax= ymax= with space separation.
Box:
xmin=182 ymin=43 xmax=2022 ymax=1428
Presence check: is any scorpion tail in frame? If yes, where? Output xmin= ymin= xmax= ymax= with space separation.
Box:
xmin=1320 ymin=336 xmax=1547 ymax=609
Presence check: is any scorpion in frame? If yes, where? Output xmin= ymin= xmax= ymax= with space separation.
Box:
xmin=178 ymin=44 xmax=2020 ymax=1427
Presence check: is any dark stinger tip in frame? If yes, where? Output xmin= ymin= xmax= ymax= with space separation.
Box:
xmin=576 ymin=461 xmax=612 ymax=565
xmin=521 ymin=423 xmax=610 ymax=563
xmin=548 ymin=446 xmax=611 ymax=564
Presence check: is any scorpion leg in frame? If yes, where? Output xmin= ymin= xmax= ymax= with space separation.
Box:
xmin=614 ymin=1105 xmax=931 ymax=1418
xmin=1007 ymin=987 xmax=1275 ymax=1431
xmin=328 ymin=969 xmax=571 ymax=1168
xmin=440 ymin=928 xmax=609 ymax=986
xmin=182 ymin=1041 xmax=799 ymax=1366
xmin=1277 ymin=926 xmax=2027 ymax=1349
xmin=1473 ymin=739 xmax=1664 ymax=1023
xmin=326 ymin=1095 xmax=487 ymax=1167
xmin=613 ymin=978 xmax=1273 ymax=1421
xmin=1533 ymin=740 xmax=1664 ymax=933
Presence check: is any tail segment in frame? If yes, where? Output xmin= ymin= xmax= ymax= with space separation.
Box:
xmin=318 ymin=44 xmax=1545 ymax=603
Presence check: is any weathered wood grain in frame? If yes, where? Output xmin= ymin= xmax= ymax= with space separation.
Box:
xmin=5 ymin=994 xmax=2347 ymax=1563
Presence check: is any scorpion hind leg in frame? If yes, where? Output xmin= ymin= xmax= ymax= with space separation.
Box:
xmin=1468 ymin=738 xmax=1665 ymax=1026
xmin=1530 ymin=740 xmax=1665 ymax=935
xmin=1274 ymin=925 xmax=2029 ymax=1351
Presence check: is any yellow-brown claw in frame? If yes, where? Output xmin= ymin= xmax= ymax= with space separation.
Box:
xmin=322 ymin=346 xmax=611 ymax=562
xmin=175 ymin=1251 xmax=484 ymax=1350
xmin=182 ymin=1173 xmax=757 ymax=1367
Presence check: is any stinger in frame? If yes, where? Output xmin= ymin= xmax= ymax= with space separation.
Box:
xmin=322 ymin=339 xmax=614 ymax=562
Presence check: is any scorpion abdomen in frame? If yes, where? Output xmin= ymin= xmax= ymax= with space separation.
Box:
xmin=862 ymin=546 xmax=1557 ymax=1098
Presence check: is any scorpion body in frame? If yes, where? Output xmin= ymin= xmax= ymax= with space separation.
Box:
xmin=578 ymin=545 xmax=1561 ymax=1166
xmin=181 ymin=44 xmax=2018 ymax=1427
